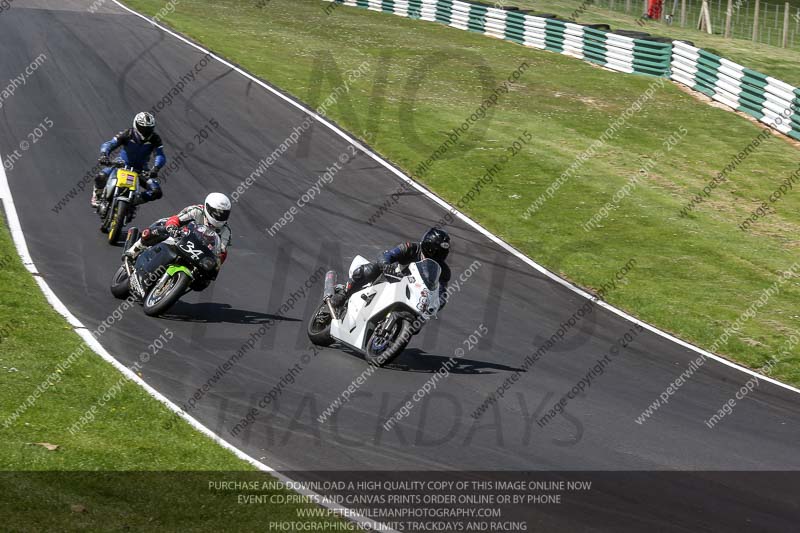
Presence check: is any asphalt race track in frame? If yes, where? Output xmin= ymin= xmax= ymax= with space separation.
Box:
xmin=1 ymin=1 xmax=799 ymax=530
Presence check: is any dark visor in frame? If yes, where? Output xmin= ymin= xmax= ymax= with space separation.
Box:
xmin=206 ymin=204 xmax=230 ymax=221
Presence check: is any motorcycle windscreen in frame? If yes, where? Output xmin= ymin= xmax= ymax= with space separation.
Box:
xmin=177 ymin=224 xmax=221 ymax=275
xmin=193 ymin=224 xmax=222 ymax=256
xmin=415 ymin=259 xmax=441 ymax=291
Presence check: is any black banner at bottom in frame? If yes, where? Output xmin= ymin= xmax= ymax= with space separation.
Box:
xmin=1 ymin=471 xmax=798 ymax=532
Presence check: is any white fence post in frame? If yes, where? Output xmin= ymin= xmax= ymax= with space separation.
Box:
xmin=782 ymin=2 xmax=790 ymax=47
xmin=752 ymin=0 xmax=760 ymax=41
xmin=724 ymin=0 xmax=733 ymax=37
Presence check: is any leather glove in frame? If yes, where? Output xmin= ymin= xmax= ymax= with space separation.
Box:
xmin=165 ymin=216 xmax=181 ymax=237
xmin=166 ymin=225 xmax=183 ymax=238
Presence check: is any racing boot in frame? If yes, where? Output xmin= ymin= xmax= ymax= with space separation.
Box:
xmin=90 ymin=188 xmax=102 ymax=208
xmin=330 ymin=264 xmax=380 ymax=312
xmin=329 ymin=281 xmax=353 ymax=313
xmin=124 ymin=238 xmax=146 ymax=260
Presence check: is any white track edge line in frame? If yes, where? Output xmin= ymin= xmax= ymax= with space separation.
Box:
xmin=0 ymin=161 xmax=394 ymax=533
xmin=109 ymin=0 xmax=800 ymax=397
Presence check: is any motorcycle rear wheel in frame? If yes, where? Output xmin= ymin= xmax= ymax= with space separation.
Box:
xmin=143 ymin=272 xmax=189 ymax=316
xmin=307 ymin=302 xmax=334 ymax=346
xmin=365 ymin=318 xmax=413 ymax=367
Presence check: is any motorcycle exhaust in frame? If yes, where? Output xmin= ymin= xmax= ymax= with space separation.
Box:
xmin=324 ymin=270 xmax=338 ymax=318
xmin=323 ymin=270 xmax=336 ymax=298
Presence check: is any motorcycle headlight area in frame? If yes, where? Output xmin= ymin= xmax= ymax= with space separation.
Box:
xmin=200 ymin=256 xmax=218 ymax=272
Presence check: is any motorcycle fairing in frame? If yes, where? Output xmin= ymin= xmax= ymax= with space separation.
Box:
xmin=166 ymin=264 xmax=192 ymax=278
xmin=115 ymin=169 xmax=139 ymax=190
xmin=330 ymin=268 xmax=439 ymax=353
xmin=135 ymin=243 xmax=178 ymax=293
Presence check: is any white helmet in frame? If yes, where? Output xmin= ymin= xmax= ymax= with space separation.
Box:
xmin=133 ymin=112 xmax=156 ymax=139
xmin=204 ymin=193 xmax=231 ymax=229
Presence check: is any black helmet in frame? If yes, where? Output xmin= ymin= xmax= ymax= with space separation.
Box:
xmin=420 ymin=227 xmax=450 ymax=262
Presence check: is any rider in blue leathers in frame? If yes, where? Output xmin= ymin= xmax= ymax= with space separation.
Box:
xmin=91 ymin=112 xmax=166 ymax=207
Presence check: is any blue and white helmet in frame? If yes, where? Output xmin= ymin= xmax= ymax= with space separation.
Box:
xmin=133 ymin=112 xmax=156 ymax=139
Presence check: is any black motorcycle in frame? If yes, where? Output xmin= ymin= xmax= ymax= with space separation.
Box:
xmin=110 ymin=222 xmax=221 ymax=316
xmin=96 ymin=158 xmax=153 ymax=245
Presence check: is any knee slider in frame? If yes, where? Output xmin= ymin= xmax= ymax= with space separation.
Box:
xmin=351 ymin=265 xmax=367 ymax=284
xmin=363 ymin=262 xmax=381 ymax=281
xmin=145 ymin=179 xmax=163 ymax=201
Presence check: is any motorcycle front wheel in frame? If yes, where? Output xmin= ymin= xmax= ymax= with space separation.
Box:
xmin=307 ymin=302 xmax=334 ymax=347
xmin=110 ymin=264 xmax=130 ymax=299
xmin=365 ymin=317 xmax=413 ymax=367
xmin=143 ymin=271 xmax=190 ymax=316
xmin=107 ymin=201 xmax=128 ymax=244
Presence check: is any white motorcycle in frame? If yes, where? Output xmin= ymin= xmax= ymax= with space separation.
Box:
xmin=307 ymin=255 xmax=441 ymax=366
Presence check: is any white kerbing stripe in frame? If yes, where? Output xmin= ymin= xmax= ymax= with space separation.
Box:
xmin=104 ymin=0 xmax=800 ymax=398
xmin=420 ymin=0 xmax=437 ymax=22
xmin=562 ymin=23 xmax=585 ymax=60
xmin=670 ymin=52 xmax=698 ymax=87
xmin=1 ymin=8 xmax=795 ymax=521
xmin=449 ymin=2 xmax=469 ymax=31
xmin=484 ymin=7 xmax=507 ymax=40
xmin=394 ymin=1 xmax=409 ymax=18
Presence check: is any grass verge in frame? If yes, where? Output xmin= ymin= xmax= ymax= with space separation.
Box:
xmin=0 ymin=209 xmax=347 ymax=529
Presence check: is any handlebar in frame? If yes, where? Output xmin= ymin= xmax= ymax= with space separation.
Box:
xmin=98 ymin=156 xmax=124 ymax=167
xmin=379 ymin=262 xmax=404 ymax=282
xmin=98 ymin=156 xmax=157 ymax=179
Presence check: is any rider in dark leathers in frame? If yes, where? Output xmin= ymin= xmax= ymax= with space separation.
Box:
xmin=330 ymin=228 xmax=452 ymax=311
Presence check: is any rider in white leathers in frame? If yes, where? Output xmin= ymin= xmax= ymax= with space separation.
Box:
xmin=125 ymin=192 xmax=232 ymax=264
